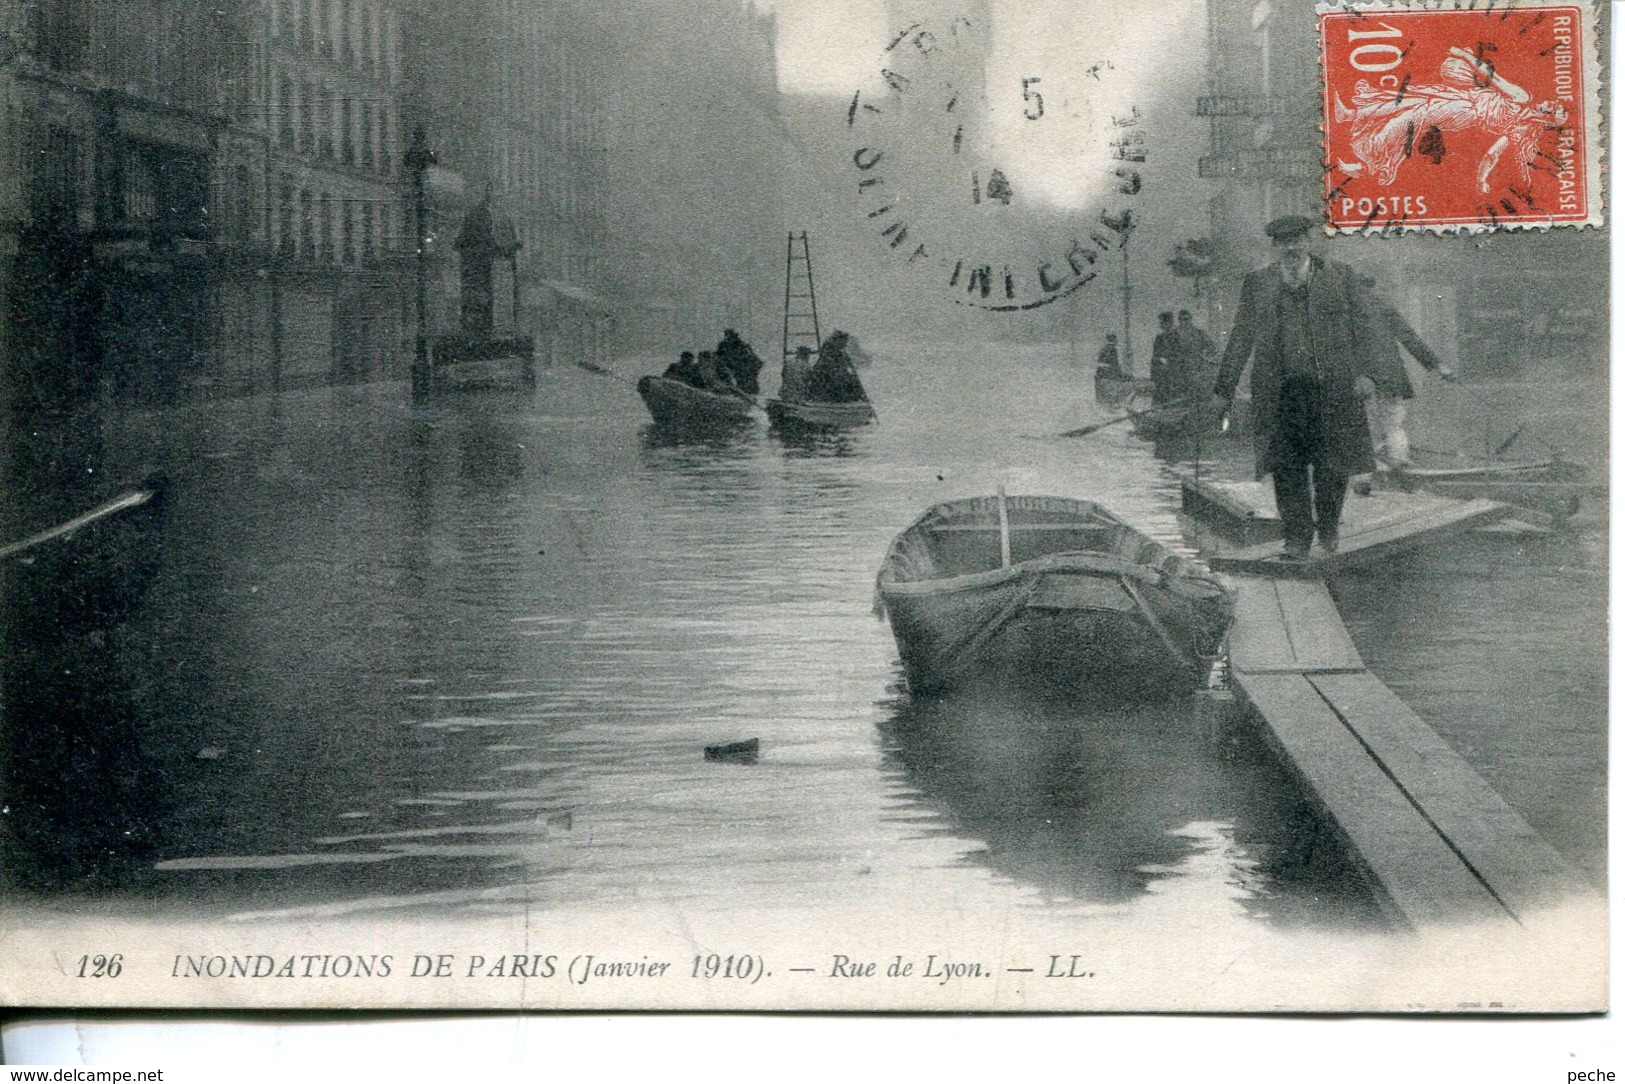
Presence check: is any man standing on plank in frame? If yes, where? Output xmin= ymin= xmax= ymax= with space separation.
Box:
xmin=1210 ymin=215 xmax=1385 ymax=560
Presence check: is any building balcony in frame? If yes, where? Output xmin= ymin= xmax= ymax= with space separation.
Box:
xmin=1196 ymin=95 xmax=1299 ymax=117
xmin=1198 ymin=148 xmax=1323 ymax=182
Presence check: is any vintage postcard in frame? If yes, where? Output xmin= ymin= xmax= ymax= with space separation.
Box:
xmin=0 ymin=0 xmax=1607 ymax=1012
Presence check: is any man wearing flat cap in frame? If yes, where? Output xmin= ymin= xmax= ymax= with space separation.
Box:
xmin=1211 ymin=215 xmax=1384 ymax=559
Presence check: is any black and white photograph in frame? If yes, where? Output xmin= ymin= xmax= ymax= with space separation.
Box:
xmin=0 ymin=0 xmax=1608 ymax=1013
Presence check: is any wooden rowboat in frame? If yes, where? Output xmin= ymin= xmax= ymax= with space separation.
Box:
xmin=875 ymin=494 xmax=1233 ymax=699
xmin=637 ymin=375 xmax=756 ymax=430
xmin=765 ymin=397 xmax=876 ymax=430
xmin=1373 ymin=454 xmax=1595 ymax=525
xmin=1095 ymin=367 xmax=1151 ymax=404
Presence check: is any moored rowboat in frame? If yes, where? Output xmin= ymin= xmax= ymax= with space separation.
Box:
xmin=637 ymin=375 xmax=756 ymax=429
xmin=875 ymin=494 xmax=1233 ymax=699
xmin=765 ymin=397 xmax=876 ymax=430
xmin=1095 ymin=367 xmax=1151 ymax=404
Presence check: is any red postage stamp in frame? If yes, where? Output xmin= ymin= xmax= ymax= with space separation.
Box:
xmin=1319 ymin=4 xmax=1601 ymax=231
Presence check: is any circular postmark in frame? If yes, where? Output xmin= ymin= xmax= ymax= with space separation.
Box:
xmin=844 ymin=15 xmax=1146 ymax=311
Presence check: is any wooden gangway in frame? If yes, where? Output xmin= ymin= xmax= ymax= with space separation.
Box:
xmin=1184 ymin=475 xmax=1599 ymax=928
xmin=1223 ymin=575 xmax=1597 ymax=929
xmin=1186 ymin=477 xmax=1521 ymax=576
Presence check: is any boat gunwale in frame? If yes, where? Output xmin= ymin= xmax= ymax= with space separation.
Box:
xmin=877 ymin=549 xmax=1173 ymax=597
xmin=639 ymin=375 xmax=757 ymax=419
xmin=764 ymin=397 xmax=876 ymax=425
xmin=875 ymin=494 xmax=1220 ymax=595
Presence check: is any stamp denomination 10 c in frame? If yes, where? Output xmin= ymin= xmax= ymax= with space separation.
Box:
xmin=1318 ymin=3 xmax=1602 ymax=232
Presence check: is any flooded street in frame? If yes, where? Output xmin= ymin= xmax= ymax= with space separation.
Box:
xmin=6 ymin=342 xmax=1605 ymax=934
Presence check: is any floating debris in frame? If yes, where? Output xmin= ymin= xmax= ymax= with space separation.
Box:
xmin=704 ymin=738 xmax=759 ymax=764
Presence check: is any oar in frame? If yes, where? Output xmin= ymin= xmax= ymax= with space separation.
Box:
xmin=1057 ymin=398 xmax=1188 ymax=440
xmin=0 ymin=489 xmax=158 ymax=561
xmin=1447 ymin=380 xmax=1564 ymax=458
xmin=1492 ymin=423 xmax=1528 ymax=458
xmin=575 ymin=357 xmax=637 ymax=386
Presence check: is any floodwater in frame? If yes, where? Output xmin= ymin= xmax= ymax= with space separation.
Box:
xmin=1 ymin=342 xmax=1606 ymax=933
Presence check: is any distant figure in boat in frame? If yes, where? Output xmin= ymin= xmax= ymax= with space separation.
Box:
xmin=1096 ymin=333 xmax=1122 ymax=377
xmin=696 ymin=350 xmax=738 ymax=394
xmin=716 ymin=328 xmax=764 ymax=394
xmin=662 ymin=351 xmax=705 ymax=389
xmin=1356 ymin=273 xmax=1456 ymax=471
xmin=806 ymin=330 xmax=868 ymax=403
xmin=1149 ymin=312 xmax=1180 ymax=406
xmin=780 ymin=345 xmax=815 ymax=402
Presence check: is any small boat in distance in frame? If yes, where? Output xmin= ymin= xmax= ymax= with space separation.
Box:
xmin=1095 ymin=367 xmax=1151 ymax=404
xmin=637 ymin=375 xmax=756 ymax=431
xmin=875 ymin=494 xmax=1232 ymax=700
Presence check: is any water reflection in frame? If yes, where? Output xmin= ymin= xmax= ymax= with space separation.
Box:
xmin=2 ymin=347 xmax=1599 ymax=929
xmin=771 ymin=426 xmax=863 ymax=459
xmin=878 ymin=687 xmax=1386 ymax=929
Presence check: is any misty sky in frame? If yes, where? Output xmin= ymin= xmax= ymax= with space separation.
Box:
xmin=769 ymin=0 xmax=1210 ymax=232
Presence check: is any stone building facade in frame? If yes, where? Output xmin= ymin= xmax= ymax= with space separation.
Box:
xmin=265 ymin=0 xmax=413 ymax=389
xmin=0 ymin=0 xmax=414 ymax=406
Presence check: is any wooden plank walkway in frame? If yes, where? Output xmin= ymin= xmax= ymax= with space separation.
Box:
xmin=1219 ymin=572 xmax=1596 ymax=929
xmin=1187 ymin=478 xmax=1514 ymax=576
xmin=1227 ymin=576 xmax=1363 ymax=673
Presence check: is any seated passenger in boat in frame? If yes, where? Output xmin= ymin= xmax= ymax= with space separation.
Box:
xmin=780 ymin=346 xmax=814 ymax=402
xmin=662 ymin=351 xmax=705 ymax=388
xmin=806 ymin=330 xmax=868 ymax=403
xmin=696 ymin=350 xmax=738 ymax=394
xmin=1096 ymin=333 xmax=1122 ymax=377
xmin=716 ymin=328 xmax=764 ymax=394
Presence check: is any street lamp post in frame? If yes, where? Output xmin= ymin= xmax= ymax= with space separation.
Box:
xmin=1101 ymin=209 xmax=1137 ymax=376
xmin=404 ymin=125 xmax=436 ymax=403
xmin=1121 ymin=227 xmax=1134 ymax=375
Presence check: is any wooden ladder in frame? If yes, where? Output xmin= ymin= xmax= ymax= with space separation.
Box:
xmin=782 ymin=231 xmax=822 ymax=365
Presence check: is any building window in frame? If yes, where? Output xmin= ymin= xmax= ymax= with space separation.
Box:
xmin=341 ymin=99 xmax=354 ymax=165
xmin=234 ymin=165 xmax=256 ymax=242
xmin=300 ymin=81 xmax=316 ymax=155
xmin=321 ymin=196 xmax=335 ymax=262
xmin=319 ymin=92 xmax=334 ymax=159
xmin=29 ymin=124 xmax=82 ymax=226
xmin=31 ymin=0 xmax=89 ymax=71
xmin=361 ymin=201 xmax=375 ymax=263
xmin=361 ymin=3 xmax=375 ymax=77
xmin=360 ymin=105 xmax=374 ymax=172
xmin=380 ymin=108 xmax=393 ymax=177
xmin=299 ymin=189 xmax=314 ymax=256
xmin=279 ymin=181 xmax=295 ymax=255
xmin=342 ymin=200 xmax=355 ymax=264
xmin=278 ymin=76 xmax=294 ymax=150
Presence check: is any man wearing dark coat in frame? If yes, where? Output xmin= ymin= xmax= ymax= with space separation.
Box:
xmin=806 ymin=330 xmax=868 ymax=403
xmin=716 ymin=328 xmax=764 ymax=395
xmin=1149 ymin=312 xmax=1180 ymax=406
xmin=1211 ymin=216 xmax=1385 ymax=559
